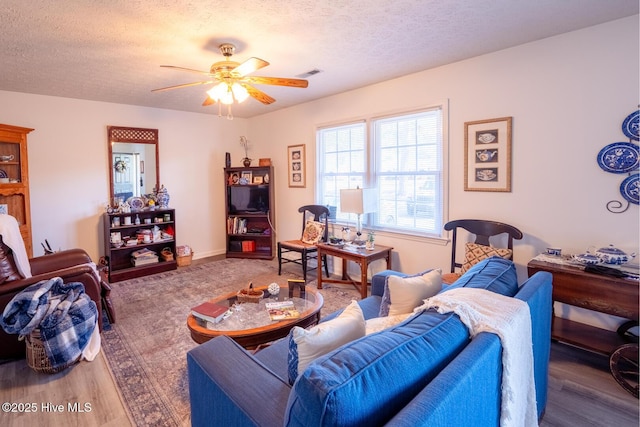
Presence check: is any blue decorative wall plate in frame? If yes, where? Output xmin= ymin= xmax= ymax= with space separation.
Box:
xmin=597 ymin=142 xmax=639 ymax=173
xmin=622 ymin=110 xmax=639 ymax=141
xmin=620 ymin=173 xmax=639 ymax=205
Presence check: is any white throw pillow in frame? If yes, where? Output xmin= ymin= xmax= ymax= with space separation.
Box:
xmin=381 ymin=269 xmax=442 ymax=316
xmin=365 ymin=312 xmax=413 ymax=335
xmin=288 ymin=300 xmax=365 ymax=384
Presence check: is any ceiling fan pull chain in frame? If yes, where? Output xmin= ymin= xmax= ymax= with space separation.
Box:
xmin=227 ymin=104 xmax=233 ymax=120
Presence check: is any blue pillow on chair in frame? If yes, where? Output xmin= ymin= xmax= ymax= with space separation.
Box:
xmin=442 ymin=257 xmax=518 ymax=297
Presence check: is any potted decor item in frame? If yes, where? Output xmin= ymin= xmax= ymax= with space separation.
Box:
xmin=240 ymin=136 xmax=252 ymax=167
xmin=366 ymin=231 xmax=375 ymax=250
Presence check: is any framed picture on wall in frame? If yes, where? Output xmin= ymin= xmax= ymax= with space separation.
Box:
xmin=288 ymin=144 xmax=306 ymax=188
xmin=464 ymin=117 xmax=512 ymax=192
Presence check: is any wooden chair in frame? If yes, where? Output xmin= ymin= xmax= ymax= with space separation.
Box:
xmin=278 ymin=205 xmax=330 ymax=281
xmin=443 ymin=219 xmax=523 ymax=284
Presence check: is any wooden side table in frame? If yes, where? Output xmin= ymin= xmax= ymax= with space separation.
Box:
xmin=527 ymin=258 xmax=638 ymax=354
xmin=317 ymin=243 xmax=393 ymax=299
xmin=527 ymin=257 xmax=639 ymax=397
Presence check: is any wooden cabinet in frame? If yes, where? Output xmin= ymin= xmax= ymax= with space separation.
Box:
xmin=527 ymin=258 xmax=639 ymax=356
xmin=224 ymin=166 xmax=275 ymax=260
xmin=0 ymin=124 xmax=34 ymax=257
xmin=103 ymin=208 xmax=177 ymax=282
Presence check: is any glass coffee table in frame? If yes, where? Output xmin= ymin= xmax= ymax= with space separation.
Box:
xmin=187 ymin=284 xmax=323 ymax=350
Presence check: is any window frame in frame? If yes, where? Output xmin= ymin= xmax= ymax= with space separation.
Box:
xmin=316 ymin=102 xmax=449 ymax=241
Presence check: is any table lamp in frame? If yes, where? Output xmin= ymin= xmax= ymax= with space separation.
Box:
xmin=340 ymin=187 xmax=376 ymax=246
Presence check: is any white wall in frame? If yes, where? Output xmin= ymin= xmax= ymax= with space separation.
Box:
xmin=249 ymin=16 xmax=639 ymax=330
xmin=0 ymin=92 xmax=249 ymax=260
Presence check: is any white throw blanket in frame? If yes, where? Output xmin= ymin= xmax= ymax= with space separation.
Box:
xmin=417 ymin=288 xmax=537 ymax=427
xmin=0 ymin=214 xmax=31 ymax=278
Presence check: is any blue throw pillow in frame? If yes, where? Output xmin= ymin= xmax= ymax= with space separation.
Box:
xmin=442 ymin=257 xmax=518 ymax=297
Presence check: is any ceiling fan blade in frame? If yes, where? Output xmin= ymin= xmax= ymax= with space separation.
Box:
xmin=242 ymin=84 xmax=276 ymax=105
xmin=232 ymin=57 xmax=269 ymax=77
xmin=160 ymin=65 xmax=212 ymax=76
xmin=151 ymin=80 xmax=215 ymax=92
xmin=202 ymin=97 xmax=215 ymax=106
xmin=245 ymin=76 xmax=308 ymax=88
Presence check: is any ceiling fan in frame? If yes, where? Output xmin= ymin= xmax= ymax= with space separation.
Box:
xmin=152 ymin=43 xmax=308 ymax=115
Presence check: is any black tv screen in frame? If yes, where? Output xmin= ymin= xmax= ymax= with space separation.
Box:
xmin=228 ymin=186 xmax=269 ymax=214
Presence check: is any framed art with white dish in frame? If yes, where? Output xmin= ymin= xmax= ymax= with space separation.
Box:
xmin=464 ymin=117 xmax=512 ymax=192
xmin=287 ymin=144 xmax=306 ymax=188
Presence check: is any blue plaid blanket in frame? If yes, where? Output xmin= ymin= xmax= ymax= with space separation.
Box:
xmin=1 ymin=278 xmax=97 ymax=369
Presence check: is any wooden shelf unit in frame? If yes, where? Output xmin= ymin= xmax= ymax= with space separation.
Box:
xmin=103 ymin=208 xmax=177 ymax=282
xmin=224 ymin=166 xmax=275 ymax=260
xmin=0 ymin=124 xmax=34 ymax=257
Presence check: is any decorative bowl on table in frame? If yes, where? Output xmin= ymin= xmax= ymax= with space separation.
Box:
xmin=236 ymin=288 xmax=264 ymax=304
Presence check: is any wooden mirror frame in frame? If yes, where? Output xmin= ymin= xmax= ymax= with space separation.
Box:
xmin=107 ymin=126 xmax=159 ymax=205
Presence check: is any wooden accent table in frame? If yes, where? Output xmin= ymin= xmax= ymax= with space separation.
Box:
xmin=187 ymin=285 xmax=323 ymax=350
xmin=527 ymin=258 xmax=639 ymax=355
xmin=317 ymin=243 xmax=393 ymax=299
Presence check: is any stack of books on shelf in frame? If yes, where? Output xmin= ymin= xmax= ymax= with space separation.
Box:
xmin=191 ymin=301 xmax=230 ymax=324
xmin=227 ymin=217 xmax=247 ymax=234
xmin=131 ymin=248 xmax=159 ymax=266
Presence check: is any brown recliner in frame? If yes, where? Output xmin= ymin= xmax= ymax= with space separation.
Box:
xmin=0 ymin=247 xmax=110 ymax=360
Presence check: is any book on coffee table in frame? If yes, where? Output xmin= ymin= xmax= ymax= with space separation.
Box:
xmin=265 ymin=300 xmax=300 ymax=321
xmin=191 ymin=301 xmax=231 ymax=324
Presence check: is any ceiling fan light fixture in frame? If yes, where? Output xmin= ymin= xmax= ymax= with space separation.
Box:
xmin=232 ymin=83 xmax=249 ymax=103
xmin=206 ymin=83 xmax=226 ymax=102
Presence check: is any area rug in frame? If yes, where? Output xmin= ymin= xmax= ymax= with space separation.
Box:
xmin=101 ymin=258 xmax=360 ymax=427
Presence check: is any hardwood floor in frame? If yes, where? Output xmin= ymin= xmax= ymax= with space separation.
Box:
xmin=1 ymin=340 xmax=637 ymax=426
xmin=0 ymin=351 xmax=131 ymax=426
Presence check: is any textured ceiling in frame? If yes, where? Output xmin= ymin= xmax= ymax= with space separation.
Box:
xmin=0 ymin=0 xmax=637 ymax=118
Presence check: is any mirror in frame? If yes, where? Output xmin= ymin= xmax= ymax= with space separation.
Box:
xmin=108 ymin=126 xmax=159 ymax=205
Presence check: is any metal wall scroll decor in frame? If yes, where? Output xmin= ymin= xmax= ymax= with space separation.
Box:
xmin=597 ymin=109 xmax=639 ymax=213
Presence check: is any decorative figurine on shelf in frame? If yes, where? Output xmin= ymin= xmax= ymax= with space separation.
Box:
xmin=155 ymin=184 xmax=170 ymax=208
xmin=240 ymin=136 xmax=252 ymax=167
xmin=120 ymin=201 xmax=131 ymax=213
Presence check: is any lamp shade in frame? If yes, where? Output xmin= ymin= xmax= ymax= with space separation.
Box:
xmin=340 ymin=188 xmax=376 ymax=214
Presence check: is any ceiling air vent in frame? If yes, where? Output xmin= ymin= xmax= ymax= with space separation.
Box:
xmin=296 ymin=69 xmax=322 ymax=78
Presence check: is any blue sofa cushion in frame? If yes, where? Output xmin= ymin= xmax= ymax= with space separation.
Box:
xmin=443 ymin=257 xmax=518 ymax=297
xmin=284 ymin=309 xmax=470 ymax=427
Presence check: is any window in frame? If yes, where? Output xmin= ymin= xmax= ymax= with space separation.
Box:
xmin=317 ymin=105 xmax=446 ymax=237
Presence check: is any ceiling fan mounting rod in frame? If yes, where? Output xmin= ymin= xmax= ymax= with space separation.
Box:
xmin=219 ymin=43 xmax=236 ymax=58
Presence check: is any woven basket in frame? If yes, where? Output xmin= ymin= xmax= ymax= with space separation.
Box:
xmin=177 ymin=253 xmax=193 ymax=266
xmin=26 ymin=329 xmax=78 ymax=374
xmin=236 ymin=289 xmax=264 ymax=303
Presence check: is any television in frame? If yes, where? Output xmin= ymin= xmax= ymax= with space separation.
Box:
xmin=228 ymin=186 xmax=269 ymax=214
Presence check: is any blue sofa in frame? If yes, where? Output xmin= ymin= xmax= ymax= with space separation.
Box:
xmin=187 ymin=258 xmax=553 ymax=426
